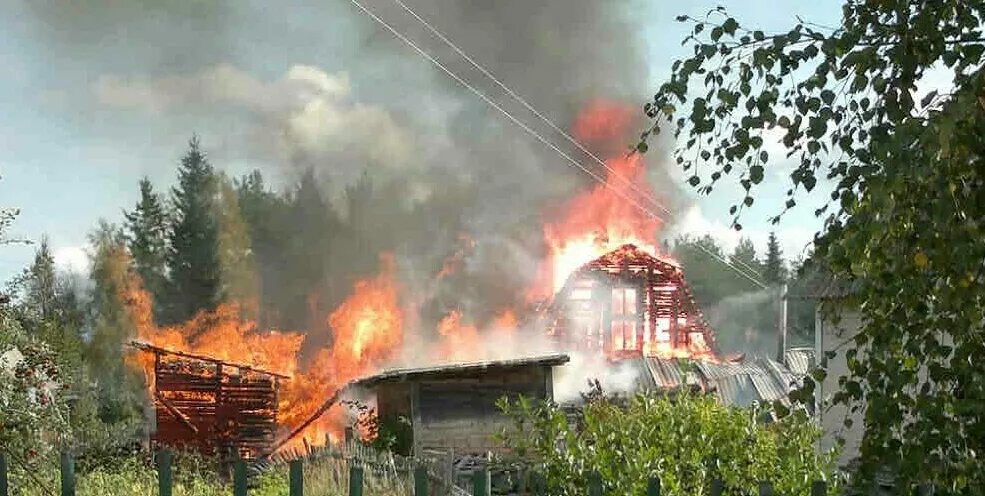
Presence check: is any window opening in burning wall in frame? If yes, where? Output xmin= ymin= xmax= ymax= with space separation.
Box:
xmin=611 ymin=287 xmax=638 ymax=352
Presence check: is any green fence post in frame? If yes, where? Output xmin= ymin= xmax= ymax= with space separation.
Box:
xmin=647 ymin=476 xmax=661 ymax=496
xmin=60 ymin=452 xmax=75 ymax=496
xmin=233 ymin=458 xmax=247 ymax=496
xmin=709 ymin=478 xmax=724 ymax=496
xmin=811 ymin=480 xmax=827 ymax=496
xmin=472 ymin=468 xmax=490 ymax=496
xmin=530 ymin=471 xmax=546 ymax=496
xmin=587 ymin=471 xmax=602 ymax=496
xmin=0 ymin=452 xmax=7 ymax=496
xmin=289 ymin=459 xmax=303 ymax=496
xmin=758 ymin=481 xmax=773 ymax=496
xmin=349 ymin=465 xmax=364 ymax=496
xmin=413 ymin=466 xmax=428 ymax=496
xmin=156 ymin=450 xmax=173 ymax=496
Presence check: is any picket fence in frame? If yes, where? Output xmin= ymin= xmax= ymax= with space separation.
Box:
xmin=0 ymin=451 xmax=937 ymax=496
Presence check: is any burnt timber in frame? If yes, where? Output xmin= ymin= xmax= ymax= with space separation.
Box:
xmin=129 ymin=341 xmax=287 ymax=459
xmin=540 ymin=244 xmax=718 ymax=358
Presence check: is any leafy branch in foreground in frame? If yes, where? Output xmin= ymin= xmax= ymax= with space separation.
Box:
xmin=641 ymin=1 xmax=985 ymax=492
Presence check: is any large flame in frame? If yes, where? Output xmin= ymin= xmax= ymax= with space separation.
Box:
xmin=126 ymin=254 xmax=405 ymax=451
xmin=529 ymin=100 xmax=664 ymax=301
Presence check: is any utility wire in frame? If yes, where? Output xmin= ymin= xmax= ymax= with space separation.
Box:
xmin=389 ymin=0 xmax=772 ymax=285
xmin=391 ymin=0 xmax=673 ymax=219
xmin=346 ymin=0 xmax=767 ymax=290
xmin=390 ymin=0 xmax=770 ymax=287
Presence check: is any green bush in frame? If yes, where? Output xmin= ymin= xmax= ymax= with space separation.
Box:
xmin=497 ymin=389 xmax=839 ymax=495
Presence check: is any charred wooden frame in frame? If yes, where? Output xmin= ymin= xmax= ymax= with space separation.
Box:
xmin=129 ymin=341 xmax=288 ymax=460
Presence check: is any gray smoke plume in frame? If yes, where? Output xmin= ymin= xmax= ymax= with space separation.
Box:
xmin=9 ymin=0 xmax=692 ymax=339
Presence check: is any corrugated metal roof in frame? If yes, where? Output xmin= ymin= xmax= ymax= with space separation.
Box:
xmin=784 ymin=347 xmax=815 ymax=376
xmin=626 ymin=356 xmax=800 ymax=407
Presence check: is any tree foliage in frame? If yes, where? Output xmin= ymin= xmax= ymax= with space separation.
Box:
xmin=762 ymin=232 xmax=787 ymax=286
xmin=166 ymin=136 xmax=220 ymax=323
xmin=642 ymin=1 xmax=985 ymax=490
xmin=497 ymin=389 xmax=836 ymax=495
xmin=124 ymin=177 xmax=169 ymax=321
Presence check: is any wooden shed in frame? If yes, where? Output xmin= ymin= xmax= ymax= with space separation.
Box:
xmin=130 ymin=341 xmax=287 ymax=460
xmin=352 ymin=354 xmax=569 ymax=457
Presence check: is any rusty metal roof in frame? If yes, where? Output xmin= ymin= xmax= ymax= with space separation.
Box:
xmin=352 ymin=353 xmax=571 ymax=387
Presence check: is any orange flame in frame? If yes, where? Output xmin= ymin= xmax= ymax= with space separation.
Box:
xmin=434 ymin=310 xmax=481 ymax=363
xmin=126 ymin=254 xmax=404 ymax=453
xmin=529 ymin=100 xmax=664 ymax=301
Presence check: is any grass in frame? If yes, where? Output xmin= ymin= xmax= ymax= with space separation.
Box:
xmin=5 ymin=454 xmax=411 ymax=496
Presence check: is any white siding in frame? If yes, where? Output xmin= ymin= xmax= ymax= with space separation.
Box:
xmin=816 ymin=307 xmax=864 ymax=466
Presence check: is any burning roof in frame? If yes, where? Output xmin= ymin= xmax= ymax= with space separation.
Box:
xmin=539 ymin=244 xmax=717 ymax=361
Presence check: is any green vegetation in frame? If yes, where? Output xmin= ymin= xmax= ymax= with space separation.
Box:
xmin=497 ymin=388 xmax=837 ymax=495
xmin=642 ymin=0 xmax=985 ymax=491
xmin=4 ymin=453 xmax=410 ymax=496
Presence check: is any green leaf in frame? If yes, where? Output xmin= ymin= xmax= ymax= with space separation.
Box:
xmin=749 ymin=165 xmax=764 ymax=184
xmin=711 ymin=27 xmax=723 ymax=42
xmin=688 ymin=175 xmax=701 ymax=186
xmin=722 ymin=18 xmax=739 ymax=35
xmin=753 ymin=30 xmax=765 ymax=41
xmin=821 ymin=89 xmax=835 ymax=105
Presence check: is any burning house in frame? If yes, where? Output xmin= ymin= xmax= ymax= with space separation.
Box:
xmin=130 ymin=341 xmax=287 ymax=460
xmin=537 ymin=244 xmax=716 ymax=360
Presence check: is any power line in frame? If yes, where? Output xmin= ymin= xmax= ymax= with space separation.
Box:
xmin=346 ymin=0 xmax=767 ymax=289
xmin=391 ymin=0 xmax=673 ymax=219
xmin=389 ymin=0 xmax=769 ymax=286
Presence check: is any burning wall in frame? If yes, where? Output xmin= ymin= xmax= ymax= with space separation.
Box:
xmin=539 ymin=244 xmax=716 ymax=361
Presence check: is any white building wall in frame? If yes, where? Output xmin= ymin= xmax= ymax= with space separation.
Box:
xmin=815 ymin=306 xmax=864 ymax=467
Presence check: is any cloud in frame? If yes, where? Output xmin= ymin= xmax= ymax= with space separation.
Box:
xmin=93 ymin=63 xmax=415 ymax=174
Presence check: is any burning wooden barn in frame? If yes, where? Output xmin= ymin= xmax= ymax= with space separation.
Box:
xmin=130 ymin=341 xmax=287 ymax=459
xmin=539 ymin=244 xmax=717 ymax=360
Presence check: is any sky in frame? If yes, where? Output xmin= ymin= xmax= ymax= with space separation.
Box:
xmin=0 ymin=0 xmax=844 ymax=283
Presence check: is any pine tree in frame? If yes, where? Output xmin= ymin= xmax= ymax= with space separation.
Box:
xmin=124 ymin=177 xmax=169 ymax=321
xmin=166 ymin=136 xmax=220 ymax=323
xmin=729 ymin=237 xmax=760 ymax=274
xmin=25 ymin=237 xmax=57 ymax=323
xmin=763 ymin=231 xmax=787 ymax=286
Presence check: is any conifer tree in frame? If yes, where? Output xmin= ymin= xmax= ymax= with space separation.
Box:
xmin=25 ymin=237 xmax=57 ymax=323
xmin=124 ymin=177 xmax=169 ymax=321
xmin=166 ymin=136 xmax=220 ymax=323
xmin=762 ymin=232 xmax=787 ymax=286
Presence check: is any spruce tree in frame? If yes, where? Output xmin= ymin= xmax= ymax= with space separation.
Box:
xmin=124 ymin=177 xmax=169 ymax=321
xmin=762 ymin=231 xmax=787 ymax=286
xmin=25 ymin=237 xmax=57 ymax=323
xmin=166 ymin=136 xmax=220 ymax=323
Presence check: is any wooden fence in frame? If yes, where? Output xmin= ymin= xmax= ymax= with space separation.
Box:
xmin=0 ymin=451 xmax=936 ymax=496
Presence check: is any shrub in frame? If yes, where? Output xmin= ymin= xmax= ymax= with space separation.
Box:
xmin=497 ymin=388 xmax=838 ymax=495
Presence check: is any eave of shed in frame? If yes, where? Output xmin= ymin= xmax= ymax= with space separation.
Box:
xmin=352 ymin=353 xmax=571 ymax=388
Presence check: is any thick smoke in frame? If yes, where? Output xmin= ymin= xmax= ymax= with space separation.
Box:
xmin=705 ymin=289 xmax=782 ymax=358
xmin=11 ymin=0 xmax=692 ymax=354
